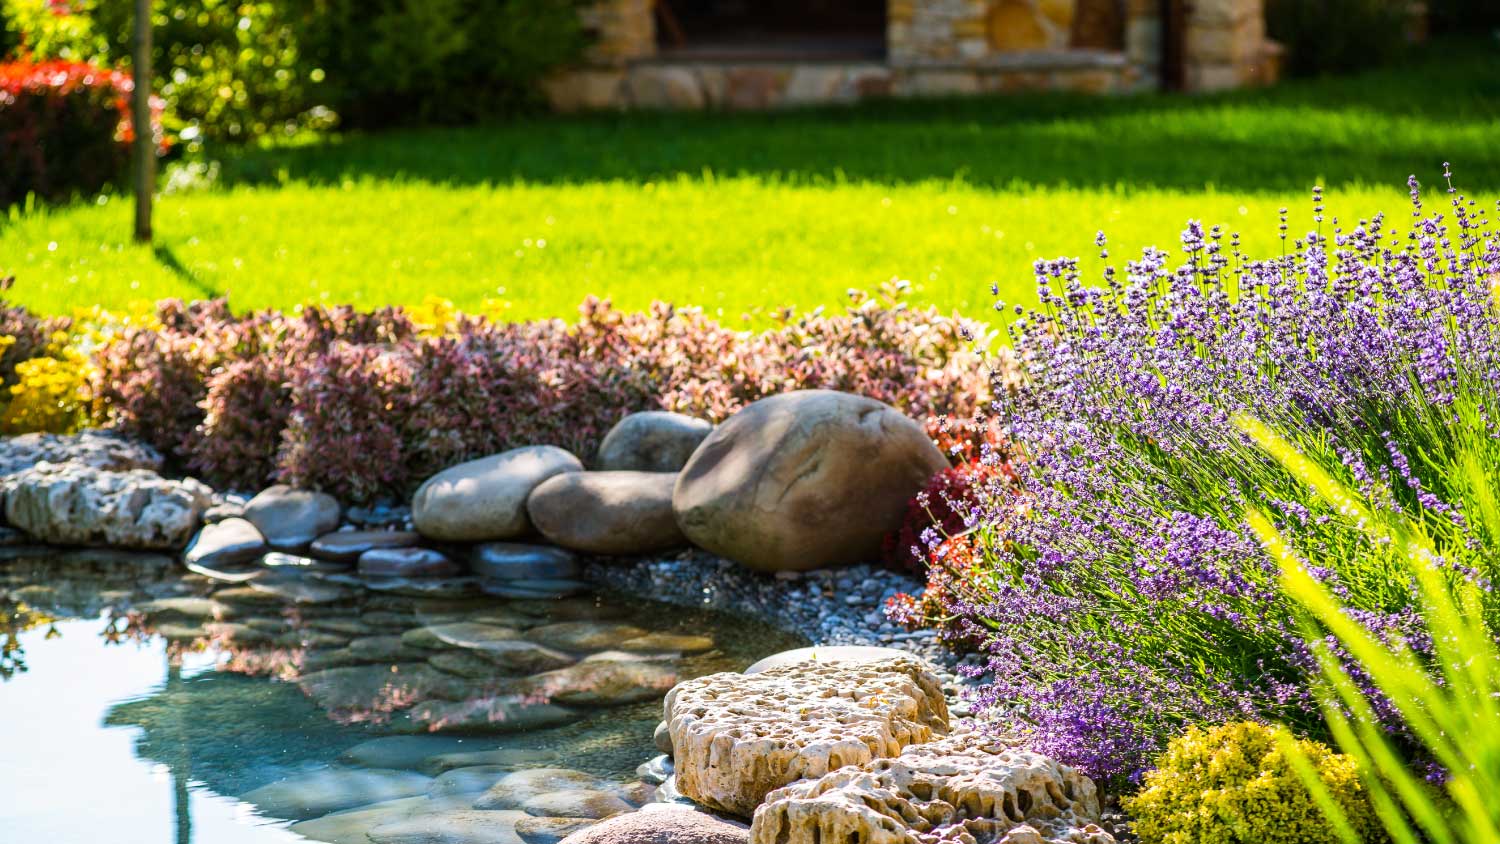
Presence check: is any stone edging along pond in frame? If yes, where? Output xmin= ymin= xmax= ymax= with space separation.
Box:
xmin=0 ymin=389 xmax=1127 ymax=844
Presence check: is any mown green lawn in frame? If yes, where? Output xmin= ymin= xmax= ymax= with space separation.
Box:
xmin=2 ymin=39 xmax=1498 ymax=322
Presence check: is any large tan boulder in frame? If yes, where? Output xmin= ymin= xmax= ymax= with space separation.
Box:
xmin=672 ymin=391 xmax=947 ymax=572
xmin=528 ymin=471 xmax=685 ymax=555
xmin=751 ymin=732 xmax=1116 ymax=844
xmin=664 ymin=656 xmax=949 ymax=817
xmin=412 ymin=446 xmax=583 ymax=542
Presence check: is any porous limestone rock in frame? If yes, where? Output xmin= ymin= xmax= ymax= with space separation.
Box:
xmin=750 ymin=732 xmax=1116 ymax=844
xmin=664 ymin=656 xmax=949 ymax=816
xmin=557 ymin=806 xmax=749 ymax=844
xmin=672 ymin=390 xmax=948 ymax=572
xmin=412 ymin=446 xmax=584 ymax=542
xmin=0 ymin=430 xmax=163 ymax=477
xmin=527 ymin=471 xmax=685 ymax=556
xmin=596 ymin=411 xmax=713 ymax=472
xmin=4 ymin=462 xmax=211 ymax=549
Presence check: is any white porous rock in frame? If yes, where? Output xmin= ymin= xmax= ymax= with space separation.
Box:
xmin=664 ymin=656 xmax=949 ymax=817
xmin=750 ymin=732 xmax=1116 ymax=844
xmin=0 ymin=430 xmax=163 ymax=477
xmin=4 ymin=461 xmax=211 ymax=549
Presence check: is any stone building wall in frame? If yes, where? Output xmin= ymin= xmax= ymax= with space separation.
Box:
xmin=544 ymin=0 xmax=1276 ymax=111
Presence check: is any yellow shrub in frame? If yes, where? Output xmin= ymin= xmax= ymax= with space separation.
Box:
xmin=0 ymin=332 xmax=92 ymax=435
xmin=1124 ymin=721 xmax=1384 ymax=844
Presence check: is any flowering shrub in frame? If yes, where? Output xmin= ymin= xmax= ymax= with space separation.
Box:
xmin=926 ymin=171 xmax=1500 ymax=784
xmin=90 ymin=283 xmax=988 ymax=499
xmin=883 ymin=459 xmax=1011 ymax=574
xmin=0 ymin=337 xmax=90 ymax=433
xmin=1124 ymin=721 xmax=1382 ymax=844
xmin=0 ymin=56 xmax=161 ymax=206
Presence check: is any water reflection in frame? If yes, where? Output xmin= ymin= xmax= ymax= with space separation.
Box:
xmin=0 ymin=549 xmax=803 ymax=843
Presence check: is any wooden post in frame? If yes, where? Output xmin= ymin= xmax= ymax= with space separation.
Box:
xmin=131 ymin=0 xmax=153 ymax=243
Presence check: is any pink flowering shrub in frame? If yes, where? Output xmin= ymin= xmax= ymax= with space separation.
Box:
xmin=90 ymin=282 xmax=990 ymax=500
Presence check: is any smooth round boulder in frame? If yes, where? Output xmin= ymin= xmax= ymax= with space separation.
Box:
xmin=412 ymin=447 xmax=584 ymax=542
xmin=527 ymin=472 xmax=685 ymax=556
xmin=557 ymin=806 xmax=749 ymax=844
xmin=596 ymin=412 xmax=713 ymax=472
xmin=672 ymin=390 xmax=948 ymax=572
xmin=243 ymin=484 xmax=342 ymax=550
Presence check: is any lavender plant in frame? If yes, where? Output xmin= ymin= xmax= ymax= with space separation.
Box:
xmin=939 ymin=169 xmax=1500 ymax=784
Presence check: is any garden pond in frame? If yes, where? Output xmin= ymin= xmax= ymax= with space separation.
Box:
xmin=0 ymin=548 xmax=805 ymax=844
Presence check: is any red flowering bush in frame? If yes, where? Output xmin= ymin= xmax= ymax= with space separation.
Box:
xmin=89 ymin=284 xmax=994 ymax=500
xmin=0 ymin=58 xmax=163 ymax=206
xmin=882 ymin=459 xmax=1013 ymax=574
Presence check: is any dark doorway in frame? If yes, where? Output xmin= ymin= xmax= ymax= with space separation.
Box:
xmin=656 ymin=0 xmax=887 ymax=60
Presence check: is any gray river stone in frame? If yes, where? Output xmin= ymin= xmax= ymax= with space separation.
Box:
xmin=184 ymin=517 xmax=267 ymax=574
xmin=507 ymin=660 xmax=677 ymax=707
xmin=261 ymin=551 xmax=352 ymax=575
xmin=411 ymin=446 xmax=584 ymax=542
xmin=311 ymin=529 xmax=422 ymax=562
xmin=241 ymin=768 xmax=433 ymax=819
xmin=360 ymin=547 xmax=462 ymax=578
xmin=247 ymin=577 xmax=354 ymax=605
xmin=427 ymin=651 xmax=498 ymax=679
xmin=470 ymin=543 xmax=580 ymax=581
xmin=289 ymin=796 xmax=464 ymax=844
xmin=243 ymin=484 xmax=342 ymax=551
xmin=596 ymin=411 xmax=713 ymax=473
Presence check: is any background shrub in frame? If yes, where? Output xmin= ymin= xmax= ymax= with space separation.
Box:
xmin=1267 ymin=0 xmax=1410 ymax=77
xmin=291 ymin=0 xmax=587 ymax=127
xmin=0 ymin=57 xmax=147 ymax=206
xmin=89 ymin=285 xmax=988 ymax=500
xmin=1124 ymin=722 xmax=1382 ymax=844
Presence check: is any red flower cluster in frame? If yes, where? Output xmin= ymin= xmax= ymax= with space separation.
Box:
xmin=0 ymin=58 xmax=165 ymax=206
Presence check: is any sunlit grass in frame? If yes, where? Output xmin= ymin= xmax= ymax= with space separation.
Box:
xmin=1 ymin=38 xmax=1496 ymax=321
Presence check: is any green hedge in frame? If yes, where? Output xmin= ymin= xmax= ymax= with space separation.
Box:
xmin=2 ymin=0 xmax=586 ymax=144
xmin=1267 ymin=0 xmax=1410 ymax=77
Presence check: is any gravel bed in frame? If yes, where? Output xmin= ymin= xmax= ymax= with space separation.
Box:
xmin=584 ymin=549 xmax=986 ymax=715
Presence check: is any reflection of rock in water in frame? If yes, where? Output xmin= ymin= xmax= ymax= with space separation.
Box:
xmin=5 ymin=545 xmax=809 ymax=826
xmin=105 ymin=668 xmax=386 ymax=797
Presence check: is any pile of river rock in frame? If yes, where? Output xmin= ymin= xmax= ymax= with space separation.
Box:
xmin=0 ymin=388 xmax=1122 ymax=844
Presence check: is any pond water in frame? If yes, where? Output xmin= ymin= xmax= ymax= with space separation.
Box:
xmin=0 ymin=550 xmax=805 ymax=844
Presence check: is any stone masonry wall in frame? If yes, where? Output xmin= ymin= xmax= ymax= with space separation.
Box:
xmin=544 ymin=0 xmax=1275 ymax=111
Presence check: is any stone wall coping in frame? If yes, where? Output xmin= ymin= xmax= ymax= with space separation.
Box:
xmin=890 ymin=48 xmax=1130 ymax=71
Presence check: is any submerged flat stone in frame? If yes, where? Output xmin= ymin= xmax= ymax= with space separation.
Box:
xmin=312 ymin=530 xmax=422 ymax=563
xmin=368 ymin=808 xmax=528 ymax=844
xmin=135 ymin=596 xmax=233 ymax=621
xmin=480 ymin=579 xmax=588 ymax=600
xmin=338 ymin=736 xmax=487 ymax=771
xmin=248 ymin=577 xmax=355 ymax=605
xmin=419 ymin=748 xmax=558 ymax=776
xmin=524 ymin=622 xmax=648 ymax=654
xmin=428 ymin=765 xmax=513 ymax=798
xmin=617 ymin=633 xmax=714 ymax=655
xmin=406 ymin=622 xmax=520 ymax=651
xmin=472 ymin=768 xmax=604 ymax=811
xmin=514 ymin=816 xmax=597 ymax=844
xmin=404 ymin=696 xmax=577 ymax=734
xmin=507 ymin=660 xmax=677 ymax=707
xmin=297 ymin=663 xmax=454 ymax=713
xmin=241 ymin=768 xmax=433 ymax=820
xmin=520 ymin=789 xmax=632 ymax=820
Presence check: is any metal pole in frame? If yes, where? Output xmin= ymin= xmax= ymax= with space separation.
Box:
xmin=131 ymin=0 xmax=153 ymax=243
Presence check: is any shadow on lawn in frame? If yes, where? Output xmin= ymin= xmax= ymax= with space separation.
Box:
xmin=153 ymin=244 xmax=221 ymax=300
xmin=212 ymin=38 xmax=1500 ymax=195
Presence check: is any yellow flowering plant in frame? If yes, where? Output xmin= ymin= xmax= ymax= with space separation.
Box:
xmin=1124 ymin=721 xmax=1384 ymax=844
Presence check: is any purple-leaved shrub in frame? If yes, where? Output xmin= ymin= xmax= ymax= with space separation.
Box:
xmin=92 ymin=282 xmax=987 ymax=499
xmin=931 ymin=170 xmax=1500 ymax=785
